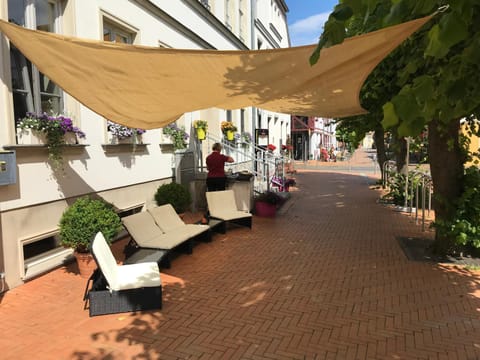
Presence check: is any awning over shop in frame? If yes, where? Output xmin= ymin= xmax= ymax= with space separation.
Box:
xmin=0 ymin=16 xmax=432 ymax=130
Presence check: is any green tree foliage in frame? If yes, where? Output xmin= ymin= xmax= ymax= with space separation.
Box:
xmin=312 ymin=0 xmax=480 ymax=254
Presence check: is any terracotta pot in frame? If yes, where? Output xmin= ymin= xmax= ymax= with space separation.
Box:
xmin=74 ymin=252 xmax=97 ymax=279
xmin=255 ymin=201 xmax=276 ymax=217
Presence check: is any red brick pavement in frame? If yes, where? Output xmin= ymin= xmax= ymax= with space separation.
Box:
xmin=0 ymin=150 xmax=479 ymax=359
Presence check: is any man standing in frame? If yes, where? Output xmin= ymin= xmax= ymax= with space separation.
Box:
xmin=206 ymin=142 xmax=234 ymax=191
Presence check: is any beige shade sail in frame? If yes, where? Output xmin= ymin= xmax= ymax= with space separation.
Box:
xmin=0 ymin=16 xmax=432 ymax=130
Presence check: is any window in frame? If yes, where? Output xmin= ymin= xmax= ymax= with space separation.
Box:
xmin=225 ymin=0 xmax=231 ymax=30
xmin=199 ymin=0 xmax=210 ymax=11
xmin=257 ymin=38 xmax=263 ymax=50
xmin=238 ymin=0 xmax=244 ymax=40
xmin=8 ymin=0 xmax=63 ymax=125
xmin=240 ymin=109 xmax=245 ymax=133
xmin=103 ymin=21 xmax=134 ymax=44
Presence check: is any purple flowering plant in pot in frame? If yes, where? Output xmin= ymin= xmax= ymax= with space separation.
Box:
xmin=17 ymin=112 xmax=86 ymax=170
xmin=107 ymin=120 xmax=146 ymax=143
xmin=162 ymin=123 xmax=189 ymax=150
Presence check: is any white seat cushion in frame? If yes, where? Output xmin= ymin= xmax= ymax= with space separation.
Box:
xmin=91 ymin=232 xmax=161 ymax=292
xmin=116 ymin=262 xmax=161 ymax=291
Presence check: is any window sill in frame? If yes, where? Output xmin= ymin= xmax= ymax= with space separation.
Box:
xmin=102 ymin=143 xmax=149 ymax=152
xmin=3 ymin=144 xmax=89 ymax=150
xmin=101 ymin=143 xmax=149 ymax=147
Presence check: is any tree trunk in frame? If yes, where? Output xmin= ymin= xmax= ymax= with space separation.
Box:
xmin=395 ymin=136 xmax=407 ymax=174
xmin=428 ymin=118 xmax=464 ymax=253
xmin=373 ymin=125 xmax=387 ymax=181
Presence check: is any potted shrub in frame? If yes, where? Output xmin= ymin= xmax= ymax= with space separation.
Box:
xmin=254 ymin=191 xmax=284 ymax=217
xmin=154 ymin=182 xmax=192 ymax=214
xmin=17 ymin=112 xmax=86 ymax=170
xmin=59 ymin=196 xmax=122 ymax=278
xmin=193 ymin=120 xmax=208 ymax=140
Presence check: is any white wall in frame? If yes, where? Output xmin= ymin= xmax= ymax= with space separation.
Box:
xmin=0 ymin=0 xmax=256 ymax=289
xmin=252 ymin=0 xmax=290 ymax=154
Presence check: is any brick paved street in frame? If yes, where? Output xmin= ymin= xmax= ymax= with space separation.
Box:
xmin=0 ymin=149 xmax=479 ymax=359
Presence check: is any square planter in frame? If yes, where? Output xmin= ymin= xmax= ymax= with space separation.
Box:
xmin=255 ymin=201 xmax=276 ymax=217
xmin=16 ymin=128 xmax=47 ymax=145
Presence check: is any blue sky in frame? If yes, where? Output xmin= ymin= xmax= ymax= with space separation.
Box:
xmin=286 ymin=0 xmax=339 ymax=46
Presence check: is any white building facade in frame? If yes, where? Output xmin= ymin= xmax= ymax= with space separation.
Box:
xmin=251 ymin=0 xmax=290 ymax=152
xmin=0 ymin=0 xmax=290 ymax=289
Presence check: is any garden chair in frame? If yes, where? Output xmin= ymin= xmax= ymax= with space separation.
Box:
xmin=85 ymin=232 xmax=162 ymax=316
xmin=148 ymin=204 xmax=211 ymax=242
xmin=205 ymin=190 xmax=252 ymax=233
xmin=121 ymin=210 xmax=195 ymax=267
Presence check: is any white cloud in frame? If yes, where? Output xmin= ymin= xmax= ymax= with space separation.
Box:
xmin=289 ymin=12 xmax=330 ymax=46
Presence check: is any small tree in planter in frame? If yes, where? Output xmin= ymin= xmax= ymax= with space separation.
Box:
xmin=154 ymin=182 xmax=192 ymax=214
xmin=59 ymin=196 xmax=122 ymax=278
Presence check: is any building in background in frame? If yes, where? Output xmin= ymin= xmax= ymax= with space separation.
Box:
xmin=291 ymin=116 xmax=337 ymax=161
xmin=0 ymin=0 xmax=290 ymax=290
xmin=251 ymin=0 xmax=290 ymax=153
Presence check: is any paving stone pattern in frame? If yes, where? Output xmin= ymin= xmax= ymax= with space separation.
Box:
xmin=0 ymin=149 xmax=479 ymax=359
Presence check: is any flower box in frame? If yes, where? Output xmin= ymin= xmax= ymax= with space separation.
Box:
xmin=16 ymin=128 xmax=47 ymax=145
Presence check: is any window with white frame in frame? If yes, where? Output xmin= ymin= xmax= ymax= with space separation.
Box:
xmin=238 ymin=0 xmax=244 ymax=41
xmin=103 ymin=19 xmax=135 ymax=44
xmin=225 ymin=0 xmax=231 ymax=30
xmin=8 ymin=0 xmax=63 ymax=125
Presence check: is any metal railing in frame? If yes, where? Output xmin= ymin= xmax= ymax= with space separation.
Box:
xmin=408 ymin=170 xmax=433 ymax=232
xmin=382 ymin=161 xmax=433 ymax=232
xmin=194 ymin=133 xmax=291 ymax=194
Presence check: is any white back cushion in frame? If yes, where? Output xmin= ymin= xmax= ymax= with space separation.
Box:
xmin=206 ymin=190 xmax=237 ymax=216
xmin=148 ymin=204 xmax=185 ymax=232
xmin=122 ymin=211 xmax=164 ymax=244
xmin=91 ymin=232 xmax=119 ymax=290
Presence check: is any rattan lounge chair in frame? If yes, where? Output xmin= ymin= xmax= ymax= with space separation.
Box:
xmin=148 ymin=204 xmax=211 ymax=242
xmin=85 ymin=232 xmax=162 ymax=317
xmin=205 ymin=190 xmax=252 ymax=233
xmin=121 ymin=210 xmax=203 ymax=267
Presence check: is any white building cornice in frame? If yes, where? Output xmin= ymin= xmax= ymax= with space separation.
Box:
xmin=254 ymin=18 xmax=280 ymax=48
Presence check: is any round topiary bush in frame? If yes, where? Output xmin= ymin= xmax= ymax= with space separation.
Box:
xmin=154 ymin=182 xmax=192 ymax=213
xmin=59 ymin=196 xmax=122 ymax=253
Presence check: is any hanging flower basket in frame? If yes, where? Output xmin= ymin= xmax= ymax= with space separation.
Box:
xmin=221 ymin=121 xmax=237 ymax=141
xmin=196 ymin=128 xmax=206 ymax=140
xmin=193 ymin=120 xmax=208 ymax=141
